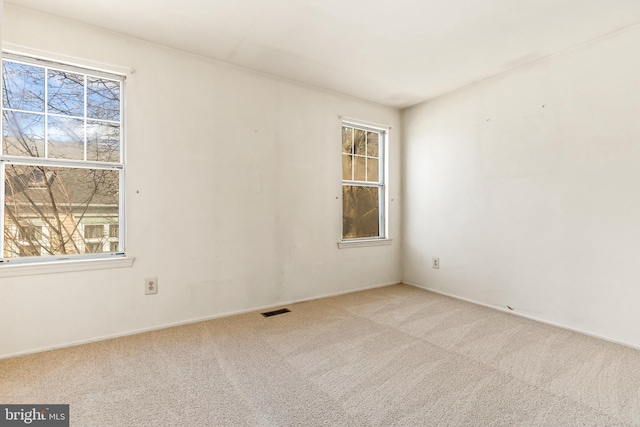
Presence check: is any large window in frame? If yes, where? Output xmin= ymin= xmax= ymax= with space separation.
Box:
xmin=341 ymin=121 xmax=387 ymax=240
xmin=1 ymin=53 xmax=125 ymax=263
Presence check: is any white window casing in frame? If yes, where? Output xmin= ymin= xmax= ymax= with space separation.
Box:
xmin=1 ymin=52 xmax=127 ymax=266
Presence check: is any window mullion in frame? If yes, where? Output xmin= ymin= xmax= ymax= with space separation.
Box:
xmin=364 ymin=131 xmax=368 ymax=182
xmin=1 ymin=156 xmax=122 ymax=170
xmin=350 ymin=127 xmax=354 ymax=180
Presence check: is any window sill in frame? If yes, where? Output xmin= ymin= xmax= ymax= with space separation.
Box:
xmin=338 ymin=239 xmax=393 ymax=249
xmin=0 ymin=256 xmax=135 ymax=278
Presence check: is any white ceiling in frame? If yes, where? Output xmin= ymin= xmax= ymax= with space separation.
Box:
xmin=6 ymin=0 xmax=640 ymax=108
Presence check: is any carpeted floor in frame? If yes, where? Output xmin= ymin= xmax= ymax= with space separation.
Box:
xmin=1 ymin=284 xmax=640 ymax=426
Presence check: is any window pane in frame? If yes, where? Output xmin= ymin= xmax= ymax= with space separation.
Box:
xmin=4 ymin=165 xmax=120 ymax=258
xmin=342 ymin=126 xmax=353 ymax=154
xmin=367 ymin=132 xmax=379 ymax=157
xmin=342 ymin=154 xmax=352 ymax=180
xmin=367 ymin=158 xmax=379 ymax=182
xmin=48 ymin=116 xmax=84 ymax=160
xmin=110 ymin=242 xmax=119 ymax=252
xmin=2 ymin=61 xmax=45 ymax=112
xmin=109 ymin=225 xmax=119 ymax=238
xmin=354 ymin=156 xmax=366 ymax=181
xmin=87 ymin=78 xmax=120 ymax=121
xmin=354 ymin=129 xmax=366 ymax=155
xmin=87 ymin=121 xmax=120 ymax=162
xmin=48 ymin=70 xmax=85 ymax=117
xmin=342 ymin=185 xmax=380 ymax=239
xmin=2 ymin=111 xmax=45 ymax=157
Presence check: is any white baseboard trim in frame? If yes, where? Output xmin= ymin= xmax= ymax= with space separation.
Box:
xmin=1 ymin=280 xmax=401 ymax=360
xmin=403 ymin=281 xmax=640 ymax=352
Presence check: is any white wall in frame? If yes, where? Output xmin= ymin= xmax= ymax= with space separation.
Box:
xmin=0 ymin=6 xmax=401 ymax=358
xmin=403 ymin=25 xmax=640 ymax=347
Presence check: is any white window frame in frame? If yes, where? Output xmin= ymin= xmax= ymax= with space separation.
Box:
xmin=339 ymin=118 xmax=391 ymax=248
xmin=0 ymin=52 xmax=127 ymax=266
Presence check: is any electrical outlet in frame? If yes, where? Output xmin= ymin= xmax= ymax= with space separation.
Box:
xmin=145 ymin=277 xmax=158 ymax=295
xmin=432 ymin=257 xmax=439 ymax=269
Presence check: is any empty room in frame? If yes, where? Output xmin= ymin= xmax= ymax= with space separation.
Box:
xmin=1 ymin=0 xmax=640 ymax=425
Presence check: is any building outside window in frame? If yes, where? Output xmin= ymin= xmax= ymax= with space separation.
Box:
xmin=82 ymin=223 xmax=119 ymax=254
xmin=341 ymin=121 xmax=387 ymax=240
xmin=1 ymin=53 xmax=125 ymax=263
xmin=15 ymin=223 xmax=43 ymax=257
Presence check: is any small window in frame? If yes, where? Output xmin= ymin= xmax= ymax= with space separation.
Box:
xmin=341 ymin=122 xmax=387 ymax=240
xmin=13 ymin=224 xmax=44 ymax=257
xmin=84 ymin=225 xmax=105 ymax=239
xmin=81 ymin=223 xmax=119 ymax=254
xmin=1 ymin=53 xmax=125 ymax=263
xmin=17 ymin=224 xmax=42 ymax=241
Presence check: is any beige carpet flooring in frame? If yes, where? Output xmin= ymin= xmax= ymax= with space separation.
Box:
xmin=2 ymin=284 xmax=640 ymax=426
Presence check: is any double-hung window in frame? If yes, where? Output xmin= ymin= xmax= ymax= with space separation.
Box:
xmin=1 ymin=53 xmax=125 ymax=263
xmin=341 ymin=121 xmax=387 ymax=241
